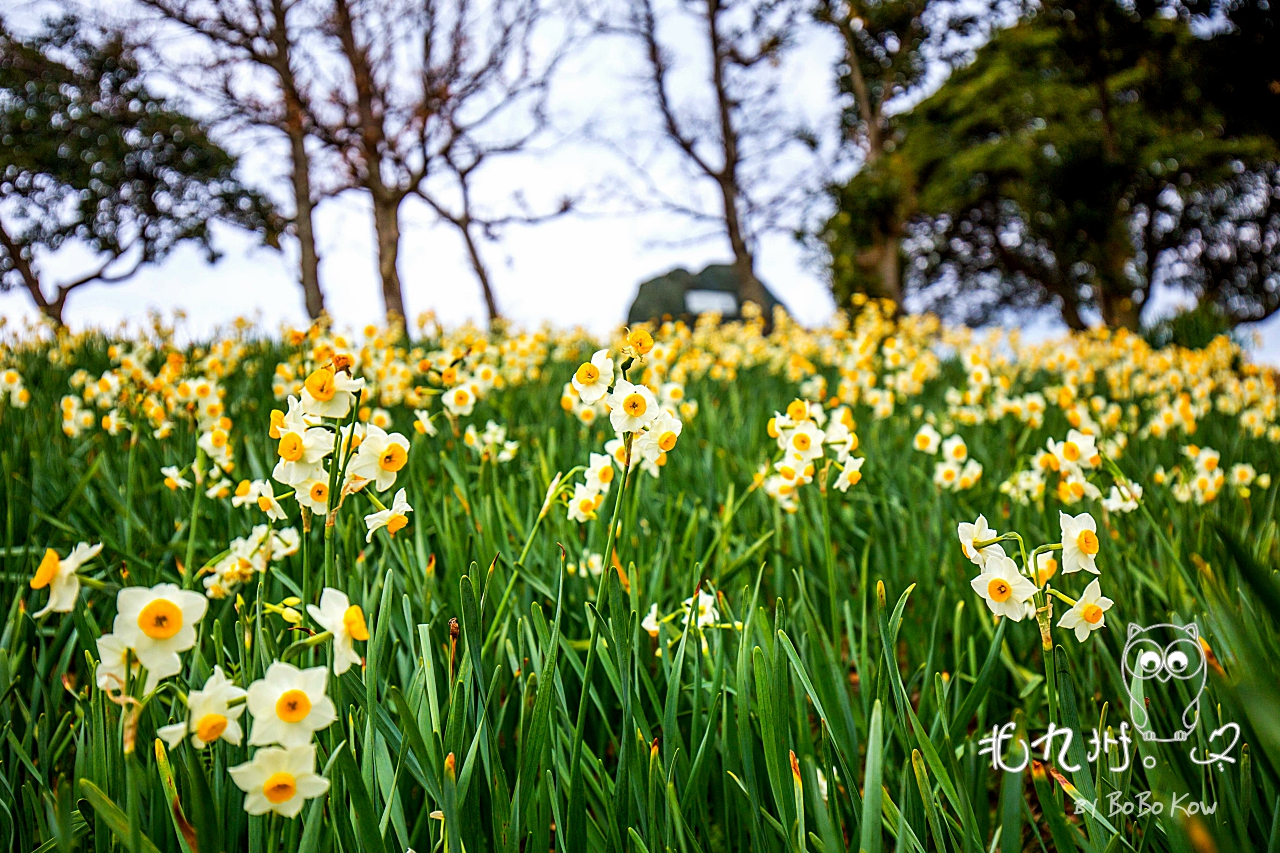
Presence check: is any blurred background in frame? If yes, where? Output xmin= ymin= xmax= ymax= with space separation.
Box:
xmin=1 ymin=0 xmax=1278 ymax=359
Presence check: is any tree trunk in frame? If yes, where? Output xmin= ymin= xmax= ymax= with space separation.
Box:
xmin=372 ymin=191 xmax=406 ymax=331
xmin=287 ymin=122 xmax=325 ymax=321
xmin=1057 ymin=293 xmax=1088 ymax=331
xmin=717 ymin=177 xmax=769 ymax=319
xmin=1099 ymin=289 xmax=1141 ymax=331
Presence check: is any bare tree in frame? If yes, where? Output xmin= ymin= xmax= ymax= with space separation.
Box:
xmin=606 ymin=0 xmax=812 ymax=314
xmin=315 ymin=0 xmax=569 ymax=329
xmin=138 ymin=0 xmax=331 ymax=320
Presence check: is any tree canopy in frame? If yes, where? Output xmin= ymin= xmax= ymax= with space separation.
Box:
xmin=824 ymin=0 xmax=1280 ymax=330
xmin=0 ymin=17 xmax=281 ymax=326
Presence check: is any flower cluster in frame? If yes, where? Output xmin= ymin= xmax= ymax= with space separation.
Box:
xmin=758 ymin=398 xmax=865 ymax=511
xmin=913 ymin=424 xmax=983 ymax=491
xmin=958 ymin=512 xmax=1114 ymax=643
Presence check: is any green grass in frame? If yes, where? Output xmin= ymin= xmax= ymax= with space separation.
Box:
xmin=0 ymin=320 xmax=1278 ymax=853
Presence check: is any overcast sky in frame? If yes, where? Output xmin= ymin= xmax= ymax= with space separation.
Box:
xmin=3 ymin=0 xmax=1279 ymax=363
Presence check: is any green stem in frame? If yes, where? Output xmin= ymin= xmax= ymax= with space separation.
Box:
xmin=600 ymin=434 xmax=636 ymax=572
xmin=184 ymin=448 xmax=206 ymax=589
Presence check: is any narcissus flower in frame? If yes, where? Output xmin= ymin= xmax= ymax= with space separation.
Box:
xmin=413 ymin=409 xmax=438 ymax=436
xmin=1056 ymin=579 xmax=1113 ymax=642
xmin=161 ymin=466 xmax=192 ymax=490
xmin=585 ymin=452 xmax=616 ymax=493
xmin=271 ymin=397 xmax=333 ymax=486
xmin=347 ymin=424 xmax=411 ymax=492
xmin=572 ymin=350 xmax=614 ymax=404
xmin=442 ymin=385 xmax=476 ymax=417
xmin=364 ymin=488 xmax=413 ymax=542
xmin=956 ymin=515 xmax=1000 ymax=567
xmin=941 ymin=435 xmax=968 ymax=463
xmin=229 ymin=744 xmax=330 ymax=818
xmin=157 ymin=666 xmax=247 ymax=749
xmin=833 ymin=457 xmax=864 ymax=492
xmin=970 ymin=553 xmax=1037 ymax=621
xmin=567 ymin=483 xmax=602 ymax=523
xmin=637 ymin=411 xmax=682 ymax=463
xmin=682 ymin=588 xmax=720 ymax=628
xmin=306 ymin=588 xmax=369 ymax=675
xmin=30 ymin=542 xmax=101 ymax=617
xmin=112 ymin=584 xmax=208 ymax=683
xmin=95 ymin=632 xmax=143 ymax=692
xmin=913 ymin=424 xmax=941 ymax=454
xmin=608 ymin=380 xmax=659 ymax=433
xmin=246 ymin=661 xmax=337 ymax=747
xmin=300 ymin=368 xmax=365 ymax=419
xmin=1059 ymin=511 xmax=1100 ymax=575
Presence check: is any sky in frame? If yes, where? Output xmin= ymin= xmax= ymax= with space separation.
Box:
xmin=2 ymin=0 xmax=1279 ymax=363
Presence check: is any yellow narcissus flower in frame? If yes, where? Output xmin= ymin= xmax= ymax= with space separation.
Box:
xmin=364 ymin=488 xmax=413 ymax=542
xmin=346 ymin=424 xmax=410 ymax=492
xmin=627 ymin=328 xmax=654 ymax=356
xmin=112 ymin=584 xmax=208 ymax=687
xmin=306 ymin=588 xmax=369 ymax=675
xmin=571 ymin=350 xmax=614 ymax=404
xmin=970 ymin=553 xmax=1037 ymax=621
xmin=300 ymin=368 xmax=365 ymax=419
xmin=30 ymin=542 xmax=101 ymax=617
xmin=833 ymin=457 xmax=864 ymax=492
xmin=246 ymin=662 xmax=337 ymax=747
xmin=1059 ymin=511 xmax=1101 ymax=575
xmin=608 ymin=380 xmax=659 ymax=433
xmin=157 ymin=666 xmax=248 ymax=749
xmin=1056 ymin=579 xmax=1114 ymax=642
xmin=229 ymin=744 xmax=329 ymax=818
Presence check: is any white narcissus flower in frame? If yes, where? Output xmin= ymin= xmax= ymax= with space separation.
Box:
xmin=913 ymin=424 xmax=941 ymax=454
xmin=296 ymin=476 xmax=331 ymax=515
xmin=347 ymin=424 xmax=411 ymax=492
xmin=571 ymin=350 xmax=614 ymax=404
xmin=970 ymin=553 xmax=1037 ymax=621
xmin=246 ymin=661 xmax=337 ymax=747
xmin=833 ymin=457 xmax=864 ymax=492
xmin=1056 ymin=579 xmax=1114 ymax=642
xmin=1059 ymin=511 xmax=1101 ymax=575
xmin=95 ymin=632 xmax=143 ymax=692
xmin=157 ymin=666 xmax=248 ymax=749
xmin=941 ymin=435 xmax=968 ymax=463
xmin=585 ymin=453 xmax=616 ymax=493
xmin=413 ymin=409 xmax=438 ymax=437
xmin=785 ymin=421 xmax=826 ymax=463
xmin=306 ymin=588 xmax=369 ymax=675
xmin=607 ymin=380 xmax=659 ymax=433
xmin=112 ymin=584 xmax=208 ymax=686
xmin=641 ymin=603 xmax=661 ymax=637
xmin=300 ymin=368 xmax=365 ymax=419
xmin=567 ymin=483 xmax=601 ymax=523
xmin=682 ymin=588 xmax=719 ymax=628
xmin=956 ymin=515 xmax=1000 ymax=567
xmin=229 ymin=744 xmax=330 ymax=818
xmin=161 ymin=466 xmax=192 ymax=490
xmin=364 ymin=488 xmax=413 ymax=543
xmin=272 ymin=397 xmax=334 ymax=487
xmin=271 ymin=528 xmax=301 ymax=558
xmin=30 ymin=542 xmax=101 ymax=617
xmin=637 ymin=411 xmax=682 ymax=463
xmin=442 ymin=385 xmax=476 ymax=417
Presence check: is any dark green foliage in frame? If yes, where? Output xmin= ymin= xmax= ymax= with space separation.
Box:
xmin=0 ymin=17 xmax=282 ymax=325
